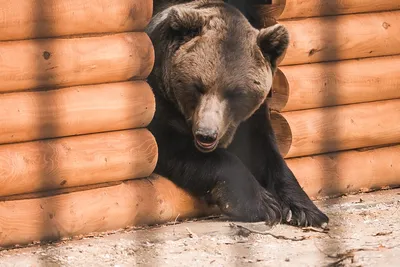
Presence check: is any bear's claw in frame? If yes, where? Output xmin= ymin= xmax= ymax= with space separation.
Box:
xmin=282 ymin=205 xmax=329 ymax=228
xmin=259 ymin=190 xmax=283 ymax=226
xmin=285 ymin=209 xmax=292 ymax=222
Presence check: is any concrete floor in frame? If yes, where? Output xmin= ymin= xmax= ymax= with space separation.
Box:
xmin=0 ymin=188 xmax=399 ymax=267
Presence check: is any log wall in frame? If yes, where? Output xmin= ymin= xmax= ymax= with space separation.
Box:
xmin=0 ymin=0 xmax=179 ymax=248
xmin=269 ymin=55 xmax=400 ymax=112
xmin=259 ymin=1 xmax=400 ymax=207
xmin=1 ymin=0 xmax=400 ymax=249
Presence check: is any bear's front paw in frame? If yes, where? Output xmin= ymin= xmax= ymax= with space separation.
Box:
xmin=214 ymin=183 xmax=282 ymax=225
xmin=281 ymin=203 xmax=329 ymax=228
xmin=257 ymin=190 xmax=283 ymax=226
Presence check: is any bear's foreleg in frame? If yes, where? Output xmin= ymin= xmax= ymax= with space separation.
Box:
xmin=228 ymin=102 xmax=329 ymax=228
xmin=153 ymin=130 xmax=282 ymax=224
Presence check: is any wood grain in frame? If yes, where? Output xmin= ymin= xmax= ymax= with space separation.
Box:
xmin=0 ymin=32 xmax=154 ymax=93
xmin=0 ymin=175 xmax=214 ymax=248
xmin=0 ymin=0 xmax=153 ymax=41
xmin=288 ymin=145 xmax=400 ymax=200
xmin=0 ymin=129 xmax=158 ymax=197
xmin=279 ymin=10 xmax=400 ymax=65
xmin=270 ymin=55 xmax=400 ymax=111
xmin=271 ymin=99 xmax=400 ymax=158
xmin=254 ymin=0 xmax=400 ymax=22
xmin=0 ymin=81 xmax=155 ymax=145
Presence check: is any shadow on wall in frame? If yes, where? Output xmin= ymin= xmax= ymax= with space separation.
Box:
xmin=223 ymin=1 xmax=273 ymax=267
xmin=33 ymin=0 xmax=63 ymax=266
xmin=319 ymin=2 xmax=342 ymax=261
xmin=225 ymin=0 xmax=343 ymax=263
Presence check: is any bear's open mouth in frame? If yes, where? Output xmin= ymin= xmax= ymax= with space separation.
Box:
xmin=195 ymin=139 xmax=218 ymax=153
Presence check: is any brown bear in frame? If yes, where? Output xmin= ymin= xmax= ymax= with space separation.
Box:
xmin=145 ymin=0 xmax=329 ymax=227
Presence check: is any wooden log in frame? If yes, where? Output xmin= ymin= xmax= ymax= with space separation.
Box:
xmin=0 ymin=81 xmax=155 ymax=144
xmin=0 ymin=0 xmax=153 ymax=41
xmin=288 ymin=145 xmax=400 ymax=200
xmin=0 ymin=175 xmax=214 ymax=248
xmin=278 ymin=10 xmax=400 ymax=66
xmin=1 ymin=147 xmax=397 ymax=248
xmin=271 ymin=99 xmax=400 ymax=158
xmin=270 ymin=55 xmax=400 ymax=112
xmin=0 ymin=32 xmax=154 ymax=93
xmin=254 ymin=0 xmax=400 ymax=22
xmin=0 ymin=129 xmax=158 ymax=197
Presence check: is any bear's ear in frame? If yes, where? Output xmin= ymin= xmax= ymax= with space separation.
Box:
xmin=168 ymin=7 xmax=205 ymax=37
xmin=257 ymin=24 xmax=289 ymax=67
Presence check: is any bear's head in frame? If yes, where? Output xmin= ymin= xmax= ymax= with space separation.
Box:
xmin=147 ymin=0 xmax=289 ymax=153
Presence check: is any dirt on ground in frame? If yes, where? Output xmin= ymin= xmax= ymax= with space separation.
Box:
xmin=0 ymin=188 xmax=399 ymax=267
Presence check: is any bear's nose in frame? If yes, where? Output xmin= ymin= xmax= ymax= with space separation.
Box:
xmin=195 ymin=130 xmax=218 ymax=145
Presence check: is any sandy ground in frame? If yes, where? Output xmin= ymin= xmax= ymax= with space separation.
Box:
xmin=0 ymin=188 xmax=399 ymax=267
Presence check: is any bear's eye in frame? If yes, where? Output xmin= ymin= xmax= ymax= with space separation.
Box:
xmin=192 ymin=83 xmax=205 ymax=94
xmin=184 ymin=28 xmax=201 ymax=39
xmin=171 ymin=27 xmax=202 ymax=44
xmin=225 ymin=89 xmax=245 ymax=99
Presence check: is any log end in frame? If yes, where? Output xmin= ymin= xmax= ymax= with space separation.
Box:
xmin=125 ymin=33 xmax=155 ymax=80
xmin=139 ymin=174 xmax=218 ymax=224
xmin=268 ymin=68 xmax=289 ymax=112
xmin=270 ymin=111 xmax=292 ymax=158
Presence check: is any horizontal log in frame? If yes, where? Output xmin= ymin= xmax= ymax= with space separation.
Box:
xmin=1 ymin=147 xmax=397 ymax=247
xmin=288 ymin=145 xmax=400 ymax=200
xmin=254 ymin=0 xmax=400 ymax=21
xmin=271 ymin=99 xmax=400 ymax=158
xmin=0 ymin=129 xmax=158 ymax=197
xmin=0 ymin=81 xmax=155 ymax=144
xmin=0 ymin=32 xmax=154 ymax=93
xmin=0 ymin=175 xmax=214 ymax=248
xmin=0 ymin=0 xmax=153 ymax=41
xmin=278 ymin=10 xmax=400 ymax=66
xmin=270 ymin=55 xmax=400 ymax=111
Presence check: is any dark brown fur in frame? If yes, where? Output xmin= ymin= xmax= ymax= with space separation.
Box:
xmin=146 ymin=0 xmax=329 ymax=227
